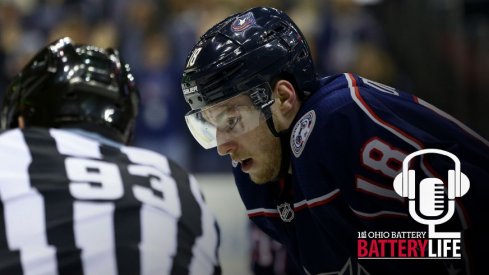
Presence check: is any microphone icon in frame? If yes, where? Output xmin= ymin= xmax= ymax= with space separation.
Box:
xmin=393 ymin=149 xmax=470 ymax=238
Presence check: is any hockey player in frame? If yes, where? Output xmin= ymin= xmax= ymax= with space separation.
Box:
xmin=181 ymin=6 xmax=489 ymax=275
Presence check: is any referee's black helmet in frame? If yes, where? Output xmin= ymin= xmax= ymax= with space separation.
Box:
xmin=0 ymin=37 xmax=139 ymax=144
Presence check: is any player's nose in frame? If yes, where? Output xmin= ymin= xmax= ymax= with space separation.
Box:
xmin=217 ymin=140 xmax=237 ymax=156
xmin=216 ymin=129 xmax=236 ymax=156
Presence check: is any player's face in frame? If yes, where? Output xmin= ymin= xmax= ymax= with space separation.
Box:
xmin=210 ymin=96 xmax=281 ymax=184
xmin=220 ymin=117 xmax=281 ymax=184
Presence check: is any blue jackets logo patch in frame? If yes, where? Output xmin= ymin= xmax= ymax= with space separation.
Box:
xmin=231 ymin=12 xmax=256 ymax=33
xmin=291 ymin=110 xmax=316 ymax=157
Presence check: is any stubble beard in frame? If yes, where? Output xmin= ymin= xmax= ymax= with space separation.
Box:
xmin=249 ymin=136 xmax=282 ymax=184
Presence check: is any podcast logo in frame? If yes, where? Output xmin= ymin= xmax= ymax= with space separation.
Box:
xmin=358 ymin=149 xmax=470 ymax=259
xmin=393 ymin=149 xmax=470 ymax=238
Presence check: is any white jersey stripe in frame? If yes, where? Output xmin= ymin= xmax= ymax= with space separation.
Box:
xmin=188 ymin=175 xmax=219 ymax=275
xmin=52 ymin=129 xmax=120 ymax=275
xmin=247 ymin=189 xmax=341 ymax=217
xmin=122 ymin=147 xmax=180 ymax=274
xmin=345 ymin=73 xmax=423 ymax=151
xmin=350 ymin=208 xmax=408 ymax=219
xmin=74 ymin=202 xmax=117 ymax=275
xmin=416 ymin=97 xmax=489 ymax=148
xmin=0 ymin=129 xmax=57 ymax=275
xmin=50 ymin=129 xmax=102 ymax=159
xmin=139 ymin=205 xmax=175 ymax=275
xmin=302 ymin=189 xmax=340 ymax=207
xmin=247 ymin=208 xmax=279 ymax=216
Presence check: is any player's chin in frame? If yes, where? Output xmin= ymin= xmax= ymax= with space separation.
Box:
xmin=249 ymin=168 xmax=278 ymax=185
xmin=250 ymin=177 xmax=269 ymax=185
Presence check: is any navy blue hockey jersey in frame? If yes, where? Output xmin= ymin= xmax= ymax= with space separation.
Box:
xmin=233 ymin=73 xmax=489 ymax=275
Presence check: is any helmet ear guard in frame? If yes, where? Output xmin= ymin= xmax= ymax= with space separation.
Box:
xmin=0 ymin=37 xmax=140 ymax=144
xmin=249 ymin=83 xmax=275 ymax=109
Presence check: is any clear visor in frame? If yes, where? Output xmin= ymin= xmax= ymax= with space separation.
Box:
xmin=185 ymin=86 xmax=273 ymax=149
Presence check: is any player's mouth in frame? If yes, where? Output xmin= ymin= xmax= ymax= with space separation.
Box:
xmin=240 ymin=158 xmax=253 ymax=172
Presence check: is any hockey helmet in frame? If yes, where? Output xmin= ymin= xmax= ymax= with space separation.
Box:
xmin=0 ymin=37 xmax=139 ymax=144
xmin=181 ymin=7 xmax=317 ymax=149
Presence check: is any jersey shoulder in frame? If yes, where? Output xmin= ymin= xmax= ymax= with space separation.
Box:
xmin=290 ymin=74 xmax=356 ymax=158
xmin=0 ymin=128 xmax=52 ymax=156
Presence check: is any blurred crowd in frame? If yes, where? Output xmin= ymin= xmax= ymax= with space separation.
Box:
xmin=1 ymin=0 xmax=488 ymax=173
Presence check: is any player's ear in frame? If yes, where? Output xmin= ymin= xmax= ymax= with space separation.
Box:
xmin=271 ymin=80 xmax=301 ymax=131
xmin=274 ymin=80 xmax=297 ymax=114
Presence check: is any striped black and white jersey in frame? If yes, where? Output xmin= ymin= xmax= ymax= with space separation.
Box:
xmin=0 ymin=127 xmax=221 ymax=275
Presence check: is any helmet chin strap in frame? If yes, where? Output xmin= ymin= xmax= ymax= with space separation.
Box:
xmin=262 ymin=105 xmax=291 ymax=182
xmin=263 ymin=105 xmax=280 ymax=137
xmin=276 ymin=129 xmax=292 ymax=181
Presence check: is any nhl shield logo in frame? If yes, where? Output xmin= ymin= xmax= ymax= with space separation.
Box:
xmin=277 ymin=202 xmax=295 ymax=222
xmin=291 ymin=110 xmax=316 ymax=158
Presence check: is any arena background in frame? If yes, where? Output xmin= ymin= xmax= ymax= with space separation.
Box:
xmin=1 ymin=0 xmax=488 ymax=274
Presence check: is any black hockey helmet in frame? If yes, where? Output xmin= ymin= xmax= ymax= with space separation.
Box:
xmin=0 ymin=37 xmax=139 ymax=144
xmin=182 ymin=7 xmax=318 ymax=149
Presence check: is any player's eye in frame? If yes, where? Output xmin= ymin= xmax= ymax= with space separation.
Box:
xmin=225 ymin=116 xmax=241 ymax=132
